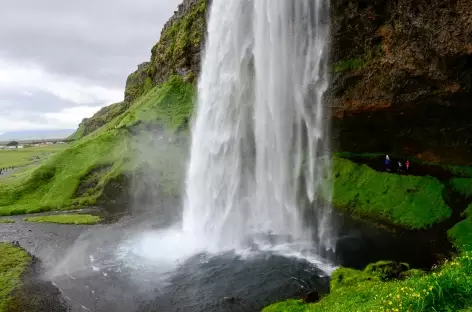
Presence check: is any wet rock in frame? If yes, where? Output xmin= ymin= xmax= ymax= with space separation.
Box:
xmin=302 ymin=291 xmax=320 ymax=303
xmin=222 ymin=296 xmax=243 ymax=304
xmin=364 ymin=260 xmax=410 ymax=280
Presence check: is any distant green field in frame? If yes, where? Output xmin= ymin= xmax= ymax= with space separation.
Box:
xmin=0 ymin=144 xmax=68 ymax=169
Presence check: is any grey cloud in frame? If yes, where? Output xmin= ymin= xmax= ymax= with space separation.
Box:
xmin=0 ymin=90 xmax=102 ymax=114
xmin=1 ymin=0 xmax=181 ymax=88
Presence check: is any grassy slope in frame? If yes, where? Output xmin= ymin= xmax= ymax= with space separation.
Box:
xmin=449 ymin=204 xmax=472 ymax=250
xmin=0 ymin=76 xmax=194 ymax=216
xmin=0 ymin=244 xmax=30 ymax=312
xmin=331 ymin=157 xmax=451 ymax=228
xmin=24 ymin=214 xmax=101 ymax=225
xmin=68 ymin=102 xmax=128 ymax=141
xmin=0 ymin=144 xmax=68 ymax=169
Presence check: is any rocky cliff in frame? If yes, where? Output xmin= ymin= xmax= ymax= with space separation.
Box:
xmin=70 ymin=0 xmax=208 ymax=140
xmin=330 ymin=0 xmax=472 ymax=165
xmin=73 ymin=0 xmax=471 ymax=165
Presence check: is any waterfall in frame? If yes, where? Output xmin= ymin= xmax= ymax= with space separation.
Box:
xmin=183 ymin=0 xmax=333 ymax=253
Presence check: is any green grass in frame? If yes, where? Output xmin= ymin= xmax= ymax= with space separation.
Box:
xmin=264 ymin=252 xmax=472 ymax=312
xmin=0 ymin=243 xmax=30 ymax=312
xmin=68 ymin=102 xmax=129 ymax=141
xmin=0 ymin=144 xmax=68 ymax=169
xmin=330 ymin=157 xmax=451 ymax=228
xmin=24 ymin=214 xmax=101 ymax=225
xmin=117 ymin=75 xmax=195 ymax=131
xmin=449 ymin=204 xmax=472 ymax=251
xmin=0 ymin=76 xmax=194 ymax=216
xmin=0 ymin=219 xmax=15 ymax=223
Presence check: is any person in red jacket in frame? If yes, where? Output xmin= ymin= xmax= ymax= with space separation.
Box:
xmin=405 ymin=160 xmax=410 ymax=171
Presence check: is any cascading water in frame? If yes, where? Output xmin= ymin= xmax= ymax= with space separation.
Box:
xmin=183 ymin=0 xmax=333 ymax=254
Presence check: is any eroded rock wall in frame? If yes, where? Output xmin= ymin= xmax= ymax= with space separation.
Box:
xmin=330 ymin=0 xmax=472 ymax=164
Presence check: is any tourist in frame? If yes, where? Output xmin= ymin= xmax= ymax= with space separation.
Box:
xmin=398 ymin=161 xmax=403 ymax=172
xmin=385 ymin=155 xmax=390 ymax=172
xmin=405 ymin=160 xmax=410 ymax=171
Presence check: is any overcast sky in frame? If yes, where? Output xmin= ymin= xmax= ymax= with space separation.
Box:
xmin=0 ymin=0 xmax=180 ymax=134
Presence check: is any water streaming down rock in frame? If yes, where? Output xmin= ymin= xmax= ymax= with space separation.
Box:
xmin=183 ymin=0 xmax=333 ymax=254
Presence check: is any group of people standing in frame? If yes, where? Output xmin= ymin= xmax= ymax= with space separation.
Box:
xmin=385 ymin=155 xmax=410 ymax=172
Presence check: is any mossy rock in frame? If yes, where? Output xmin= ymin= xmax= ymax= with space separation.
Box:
xmin=331 ymin=260 xmax=410 ymax=292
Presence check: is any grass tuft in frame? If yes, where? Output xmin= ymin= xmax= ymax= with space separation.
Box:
xmin=24 ymin=214 xmax=101 ymax=225
xmin=0 ymin=219 xmax=15 ymax=224
xmin=0 ymin=243 xmax=30 ymax=312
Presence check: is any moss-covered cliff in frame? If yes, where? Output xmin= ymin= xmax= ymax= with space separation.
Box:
xmin=69 ymin=0 xmax=208 ymax=141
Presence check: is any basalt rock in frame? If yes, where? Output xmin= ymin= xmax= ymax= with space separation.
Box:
xmin=330 ymin=0 xmax=472 ymax=165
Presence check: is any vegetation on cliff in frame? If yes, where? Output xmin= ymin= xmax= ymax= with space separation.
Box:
xmin=68 ymin=102 xmax=129 ymax=141
xmin=149 ymin=0 xmax=207 ymax=84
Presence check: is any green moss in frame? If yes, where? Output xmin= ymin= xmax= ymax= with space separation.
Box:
xmin=0 ymin=243 xmax=30 ymax=312
xmin=331 ymin=267 xmax=381 ymax=292
xmin=334 ymin=57 xmax=365 ymax=73
xmin=330 ymin=157 xmax=451 ymax=228
xmin=118 ymin=75 xmax=195 ymax=131
xmin=151 ymin=0 xmax=207 ymax=67
xmin=0 ymin=219 xmax=15 ymax=223
xmin=449 ymin=204 xmax=472 ymax=251
xmin=264 ymin=252 xmax=472 ymax=312
xmin=450 ymin=178 xmax=472 ymax=197
xmin=331 ymin=261 xmax=409 ymax=292
xmin=68 ymin=102 xmax=129 ymax=141
xmin=24 ymin=214 xmax=101 ymax=225
xmin=449 ymin=218 xmax=472 ymax=251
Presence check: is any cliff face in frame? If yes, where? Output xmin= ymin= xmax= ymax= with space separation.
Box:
xmin=74 ymin=0 xmax=471 ymax=165
xmin=148 ymin=0 xmax=208 ymax=84
xmin=330 ymin=0 xmax=472 ymax=164
xmin=70 ymin=0 xmax=208 ymax=140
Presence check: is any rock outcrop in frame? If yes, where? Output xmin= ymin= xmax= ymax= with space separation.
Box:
xmin=124 ymin=62 xmax=152 ymax=103
xmin=148 ymin=0 xmax=208 ymax=84
xmin=70 ymin=0 xmax=208 ymax=140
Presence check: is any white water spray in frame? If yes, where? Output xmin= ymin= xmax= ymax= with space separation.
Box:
xmin=183 ymin=0 xmax=333 ymax=253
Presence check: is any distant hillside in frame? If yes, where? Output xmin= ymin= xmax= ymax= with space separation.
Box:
xmin=0 ymin=129 xmax=75 ymax=141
